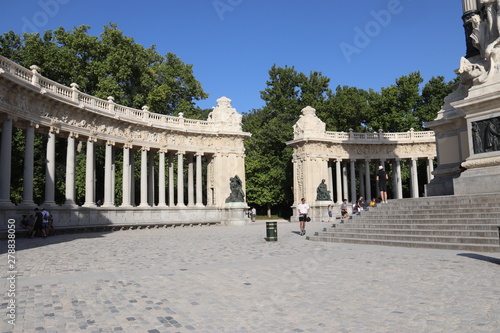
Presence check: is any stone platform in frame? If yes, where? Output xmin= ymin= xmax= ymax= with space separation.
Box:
xmin=1 ymin=221 xmax=499 ymax=332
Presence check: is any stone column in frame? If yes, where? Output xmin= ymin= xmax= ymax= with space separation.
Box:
xmin=130 ymin=149 xmax=136 ymax=206
xmin=427 ymin=158 xmax=435 ymax=182
xmin=328 ymin=161 xmax=334 ymax=200
xmin=187 ymin=154 xmax=195 ymax=207
xmin=157 ymin=150 xmax=167 ymax=207
xmin=64 ymin=134 xmax=76 ymax=206
xmin=177 ymin=151 xmax=185 ymax=207
xmin=358 ymin=163 xmax=364 ymax=201
xmin=83 ymin=138 xmax=97 ymax=207
xmin=394 ymin=159 xmax=403 ymax=199
xmin=196 ymin=152 xmax=204 ymax=207
xmin=168 ymin=153 xmax=175 ymax=206
xmin=148 ymin=150 xmax=155 ymax=206
xmin=121 ymin=146 xmax=132 ymax=207
xmin=342 ymin=162 xmax=348 ymax=202
xmin=111 ymin=150 xmax=115 ymax=206
xmin=0 ymin=118 xmax=13 ymax=205
xmin=102 ymin=142 xmax=115 ymax=207
xmin=335 ymin=159 xmax=342 ymax=204
xmin=44 ymin=130 xmax=57 ymax=206
xmin=350 ymin=160 xmax=356 ymax=203
xmin=22 ymin=124 xmax=35 ymax=206
xmin=410 ymin=158 xmax=419 ymax=198
xmin=139 ymin=147 xmax=150 ymax=207
xmin=365 ymin=160 xmax=371 ymax=200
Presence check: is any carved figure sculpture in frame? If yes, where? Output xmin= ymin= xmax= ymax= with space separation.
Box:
xmin=316 ymin=179 xmax=332 ymax=201
xmin=484 ymin=118 xmax=500 ymax=151
xmin=225 ymin=175 xmax=245 ymax=203
xmin=462 ymin=0 xmax=500 ymax=83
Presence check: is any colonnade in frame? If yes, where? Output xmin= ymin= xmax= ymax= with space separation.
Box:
xmin=0 ymin=55 xmax=249 ymax=227
xmin=0 ymin=118 xmax=236 ymax=209
xmin=325 ymin=157 xmax=435 ymax=204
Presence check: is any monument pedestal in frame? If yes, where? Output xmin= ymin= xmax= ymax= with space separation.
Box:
xmin=223 ymin=202 xmax=248 ymax=226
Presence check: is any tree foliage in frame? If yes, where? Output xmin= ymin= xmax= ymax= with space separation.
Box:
xmin=0 ymin=24 xmax=208 ymax=115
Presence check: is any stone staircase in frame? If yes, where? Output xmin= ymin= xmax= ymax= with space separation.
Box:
xmin=307 ymin=194 xmax=500 ymax=252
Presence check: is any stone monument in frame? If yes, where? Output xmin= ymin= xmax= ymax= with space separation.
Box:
xmin=425 ymin=0 xmax=500 ymax=195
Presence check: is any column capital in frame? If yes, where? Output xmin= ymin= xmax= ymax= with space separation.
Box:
xmin=106 ymin=140 xmax=115 ymax=146
xmin=67 ymin=131 xmax=79 ymax=139
xmin=141 ymin=146 xmax=150 ymax=151
xmin=49 ymin=126 xmax=60 ymax=134
xmin=176 ymin=151 xmax=185 ymax=155
xmin=87 ymin=136 xmax=97 ymax=143
xmin=195 ymin=152 xmax=204 ymax=157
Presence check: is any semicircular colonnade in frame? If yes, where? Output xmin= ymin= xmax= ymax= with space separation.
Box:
xmin=0 ymin=55 xmax=250 ymax=228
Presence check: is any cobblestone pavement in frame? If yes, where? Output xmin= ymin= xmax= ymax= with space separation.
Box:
xmin=1 ymin=220 xmax=499 ymax=333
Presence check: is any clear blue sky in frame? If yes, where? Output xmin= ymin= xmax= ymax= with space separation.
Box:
xmin=1 ymin=0 xmax=465 ymax=114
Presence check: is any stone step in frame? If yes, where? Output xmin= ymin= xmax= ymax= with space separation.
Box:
xmin=306 ymin=236 xmax=500 ymax=252
xmin=317 ymin=228 xmax=499 ymax=238
xmin=343 ymin=218 xmax=499 ymax=224
xmin=351 ymin=213 xmax=499 ymax=219
xmin=325 ymin=224 xmax=499 ymax=231
xmin=312 ymin=194 xmax=500 ymax=252
xmin=380 ymin=201 xmax=499 ymax=207
xmin=310 ymin=232 xmax=499 ymax=245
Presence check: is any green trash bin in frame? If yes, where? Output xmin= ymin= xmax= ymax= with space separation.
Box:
xmin=266 ymin=221 xmax=277 ymax=241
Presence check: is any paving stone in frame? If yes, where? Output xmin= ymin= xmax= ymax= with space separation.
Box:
xmin=1 ymin=221 xmax=499 ymax=332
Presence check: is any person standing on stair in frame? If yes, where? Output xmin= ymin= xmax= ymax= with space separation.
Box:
xmin=376 ymin=166 xmax=388 ymax=203
xmin=297 ymin=198 xmax=309 ymax=236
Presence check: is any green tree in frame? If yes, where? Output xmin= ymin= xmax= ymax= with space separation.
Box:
xmin=244 ymin=65 xmax=331 ymax=216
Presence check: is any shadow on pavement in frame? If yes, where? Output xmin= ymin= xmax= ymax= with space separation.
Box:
xmin=457 ymin=253 xmax=500 ymax=265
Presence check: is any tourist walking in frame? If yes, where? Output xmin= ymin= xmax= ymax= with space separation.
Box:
xmin=297 ymin=198 xmax=309 ymax=236
xmin=376 ymin=166 xmax=388 ymax=203
xmin=327 ymin=204 xmax=333 ymax=223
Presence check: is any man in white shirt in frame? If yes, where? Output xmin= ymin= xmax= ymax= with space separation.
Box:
xmin=297 ymin=198 xmax=310 ymax=236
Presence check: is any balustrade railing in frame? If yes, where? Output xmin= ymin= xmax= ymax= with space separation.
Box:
xmin=324 ymin=129 xmax=434 ymax=143
xmin=0 ymin=55 xmax=221 ymax=132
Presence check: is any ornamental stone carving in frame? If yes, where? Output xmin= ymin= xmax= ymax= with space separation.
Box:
xmin=459 ymin=0 xmax=500 ymax=84
xmin=207 ymin=96 xmax=242 ymax=131
xmin=293 ymin=106 xmax=326 ymax=140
